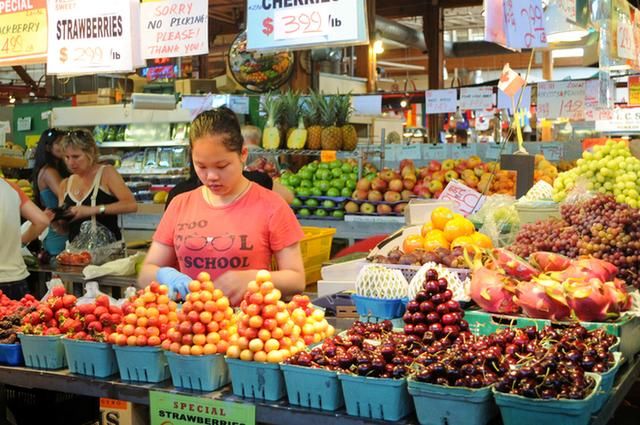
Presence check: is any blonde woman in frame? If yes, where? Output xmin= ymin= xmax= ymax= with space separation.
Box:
xmin=58 ymin=129 xmax=137 ymax=242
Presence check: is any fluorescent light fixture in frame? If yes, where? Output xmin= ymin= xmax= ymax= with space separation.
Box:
xmin=552 ymin=48 xmax=584 ymax=58
xmin=545 ymin=3 xmax=589 ymax=43
xmin=373 ymin=39 xmax=384 ymax=54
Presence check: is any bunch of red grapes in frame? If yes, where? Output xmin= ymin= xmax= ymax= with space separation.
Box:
xmin=510 ymin=218 xmax=580 ymax=258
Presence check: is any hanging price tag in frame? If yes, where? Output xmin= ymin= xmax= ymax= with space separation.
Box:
xmin=485 ymin=144 xmax=503 ymax=161
xmin=402 ymin=144 xmax=422 ymax=160
xmin=320 ymin=150 xmax=337 ymax=162
xmin=503 ymin=0 xmax=548 ymax=49
xmin=459 ymin=87 xmax=495 ymax=111
xmin=425 ymin=89 xmax=458 ymax=114
xmin=617 ymin=18 xmax=636 ymax=60
xmin=425 ymin=144 xmax=448 ymax=161
xmin=540 ymin=142 xmax=563 ymax=161
xmin=384 ymin=144 xmax=396 ymax=161
xmin=537 ymin=81 xmax=585 ymax=120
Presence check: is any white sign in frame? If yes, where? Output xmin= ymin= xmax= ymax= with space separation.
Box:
xmin=451 ymin=144 xmax=477 ymax=159
xmin=556 ymin=0 xmax=576 ymax=22
xmin=497 ymin=86 xmax=531 ymax=111
xmin=617 ymin=18 xmax=636 ymax=60
xmin=438 ymin=180 xmax=486 ymax=216
xmin=503 ymin=0 xmax=548 ymax=49
xmin=140 ymin=0 xmax=208 ymax=59
xmin=47 ymin=0 xmax=137 ymax=74
xmin=584 ymin=79 xmax=614 ymax=121
xmin=425 ymin=144 xmax=449 ymax=161
xmin=402 ymin=144 xmax=422 ymax=160
xmin=16 ymin=117 xmax=31 ymax=132
xmin=596 ymin=107 xmax=640 ymax=131
xmin=351 ymin=95 xmax=382 ymax=116
xmin=425 ymin=89 xmax=458 ymax=114
xmin=537 ymin=80 xmax=585 ymax=120
xmin=229 ymin=96 xmax=250 ymax=115
xmin=459 ymin=87 xmax=495 ymax=111
xmin=246 ymin=0 xmax=368 ymax=51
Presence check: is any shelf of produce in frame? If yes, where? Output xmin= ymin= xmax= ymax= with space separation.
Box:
xmin=28 ymin=264 xmax=135 ymax=298
xmin=0 ymin=155 xmax=27 ymax=169
xmin=98 ymin=140 xmax=188 ymax=148
xmin=250 ymin=146 xmax=381 ymax=158
xmin=0 ymin=355 xmax=637 ymax=424
xmin=298 ymin=218 xmax=403 ymax=244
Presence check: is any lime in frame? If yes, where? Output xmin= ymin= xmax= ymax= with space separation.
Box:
xmin=326 ymin=188 xmax=340 ymax=197
xmin=322 ymin=200 xmax=336 ymax=208
xmin=298 ymin=208 xmax=311 ymax=217
xmin=331 ymin=168 xmax=343 ymax=177
xmin=341 ymin=163 xmax=352 ymax=174
xmin=316 ymin=180 xmax=330 ymax=192
xmin=307 ymin=162 xmax=318 ymax=172
xmin=310 ymin=187 xmax=323 ymax=197
xmin=329 ymin=160 xmax=342 ymax=169
xmin=305 ymin=198 xmax=319 ymax=207
xmin=315 ymin=209 xmax=328 ymax=217
xmin=332 ymin=210 xmax=345 ymax=218
xmin=341 ymin=187 xmax=352 ymax=197
xmin=299 ymin=169 xmax=313 ymax=181
xmin=292 ymin=198 xmax=303 ymax=207
xmin=300 ymin=179 xmax=313 ymax=188
xmin=297 ymin=187 xmax=311 ymax=197
xmin=318 ymin=162 xmax=330 ymax=169
xmin=331 ymin=179 xmax=345 ymax=190
xmin=316 ymin=169 xmax=332 ymax=181
xmin=346 ymin=180 xmax=356 ymax=190
xmin=288 ymin=175 xmax=301 ymax=187
xmin=349 ymin=173 xmax=358 ymax=181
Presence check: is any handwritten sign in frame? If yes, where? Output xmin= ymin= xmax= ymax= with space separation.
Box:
xmin=140 ymin=0 xmax=208 ymax=59
xmin=438 ymin=180 xmax=486 ymax=216
xmin=485 ymin=0 xmax=507 ymax=46
xmin=537 ymin=80 xmax=585 ymax=120
xmin=584 ymin=79 xmax=614 ymax=121
xmin=47 ymin=0 xmax=137 ymax=74
xmin=451 ymin=144 xmax=476 ymax=159
xmin=503 ymin=0 xmax=548 ymax=49
xmin=616 ymin=17 xmax=636 ymax=60
xmin=629 ymin=76 xmax=640 ymax=105
xmin=0 ymin=0 xmax=47 ymax=66
xmin=459 ymin=87 xmax=495 ymax=111
xmin=150 ymin=391 xmax=255 ymax=425
xmin=497 ymin=86 xmax=531 ymax=111
xmin=557 ymin=0 xmax=577 ymax=22
xmin=425 ymin=144 xmax=448 ymax=161
xmin=246 ymin=0 xmax=368 ymax=51
xmin=402 ymin=144 xmax=422 ymax=160
xmin=540 ymin=142 xmax=563 ymax=161
xmin=320 ymin=150 xmax=336 ymax=162
xmin=425 ymin=89 xmax=458 ymax=114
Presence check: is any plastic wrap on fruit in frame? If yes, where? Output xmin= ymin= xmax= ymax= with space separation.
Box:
xmin=468 ymin=195 xmax=519 ymax=248
xmin=76 ymin=281 xmax=117 ymax=306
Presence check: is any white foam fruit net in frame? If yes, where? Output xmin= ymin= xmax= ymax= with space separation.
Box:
xmin=355 ymin=264 xmax=409 ymax=299
xmin=408 ymin=262 xmax=470 ymax=302
xmin=521 ymin=181 xmax=554 ymax=201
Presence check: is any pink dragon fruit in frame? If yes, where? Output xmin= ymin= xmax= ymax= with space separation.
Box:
xmin=604 ymin=278 xmax=632 ymax=313
xmin=470 ymin=266 xmax=520 ymax=314
xmin=563 ymin=277 xmax=617 ymax=322
xmin=529 ymin=252 xmax=572 ymax=273
xmin=551 ymin=258 xmax=618 ymax=283
xmin=515 ymin=277 xmax=571 ymax=321
xmin=493 ymin=248 xmax=539 ymax=281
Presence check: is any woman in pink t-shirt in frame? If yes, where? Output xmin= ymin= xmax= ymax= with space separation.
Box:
xmin=139 ymin=107 xmax=305 ymax=305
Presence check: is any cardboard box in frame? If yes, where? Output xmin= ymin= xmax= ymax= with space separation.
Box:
xmin=97 ymin=97 xmax=115 ymax=105
xmin=175 ymin=79 xmax=216 ymax=94
xmin=100 ymin=398 xmax=148 ymax=425
xmin=75 ymin=93 xmax=98 ymax=105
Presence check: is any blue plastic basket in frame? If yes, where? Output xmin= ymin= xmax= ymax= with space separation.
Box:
xmin=62 ymin=338 xmax=118 ymax=378
xmin=113 ymin=345 xmax=170 ymax=383
xmin=358 ymin=315 xmax=405 ymax=329
xmin=593 ymin=352 xmax=623 ymax=412
xmin=0 ymin=343 xmax=24 ymax=366
xmin=408 ymin=378 xmax=497 ymax=425
xmin=338 ymin=374 xmax=413 ymax=421
xmin=351 ymin=294 xmax=406 ymax=320
xmin=225 ymin=358 xmax=285 ymax=401
xmin=493 ymin=373 xmax=601 ymax=425
xmin=280 ymin=363 xmax=344 ymax=411
xmin=18 ymin=333 xmax=66 ymax=370
xmin=166 ymin=352 xmax=229 ymax=392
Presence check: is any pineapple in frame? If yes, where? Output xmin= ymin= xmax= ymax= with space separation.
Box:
xmin=337 ymin=94 xmax=357 ymax=151
xmin=283 ymin=91 xmax=305 ymax=148
xmin=261 ymin=93 xmax=282 ymax=150
xmin=305 ymin=90 xmax=323 ymax=150
xmin=320 ymin=95 xmax=342 ymax=151
xmin=287 ymin=116 xmax=308 ymax=149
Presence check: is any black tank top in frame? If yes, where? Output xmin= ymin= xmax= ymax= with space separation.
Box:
xmin=64 ymin=166 xmax=122 ymax=241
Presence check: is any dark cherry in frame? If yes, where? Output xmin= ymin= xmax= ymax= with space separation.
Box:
xmin=419 ymin=301 xmax=435 ymax=314
xmin=406 ymin=300 xmax=420 ymax=313
xmin=415 ymin=291 xmax=428 ymax=303
xmin=425 ymin=269 xmax=439 ymax=281
xmin=426 ymin=312 xmax=440 ymax=323
xmin=437 ymin=277 xmax=449 ymax=292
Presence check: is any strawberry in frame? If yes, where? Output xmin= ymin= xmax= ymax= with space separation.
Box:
xmin=51 ymin=286 xmax=66 ymax=298
xmin=96 ymin=294 xmax=110 ymax=307
xmin=62 ymin=294 xmax=76 ymax=309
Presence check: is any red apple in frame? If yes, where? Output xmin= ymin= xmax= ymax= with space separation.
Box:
xmin=376 ymin=204 xmax=392 ymax=215
xmin=431 ymin=171 xmax=446 ymax=183
xmin=394 ymin=203 xmax=407 ymax=214
xmin=401 ymin=189 xmax=413 ymax=201
xmin=444 ymin=170 xmax=459 ymax=182
xmin=368 ymin=190 xmax=383 ymax=202
xmin=389 ymin=179 xmax=403 ymax=192
xmin=370 ymin=177 xmax=388 ymax=192
xmin=352 ymin=189 xmax=369 ymax=200
xmin=428 ymin=180 xmax=444 ymax=193
xmin=384 ymin=191 xmax=401 ymax=202
xmin=403 ymin=178 xmax=416 ymax=191
xmin=442 ymin=159 xmax=455 ymax=171
xmin=356 ymin=178 xmax=371 ymax=191
xmin=428 ymin=160 xmax=442 ymax=172
xmin=379 ymin=169 xmax=396 ymax=182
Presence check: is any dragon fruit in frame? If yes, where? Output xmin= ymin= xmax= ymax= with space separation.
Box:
xmin=551 ymin=258 xmax=618 ymax=283
xmin=604 ymin=278 xmax=632 ymax=313
xmin=465 ymin=249 xmax=519 ymax=314
xmin=515 ymin=277 xmax=571 ymax=321
xmin=529 ymin=251 xmax=572 ymax=273
xmin=564 ymin=277 xmax=616 ymax=322
xmin=492 ymin=248 xmax=539 ymax=281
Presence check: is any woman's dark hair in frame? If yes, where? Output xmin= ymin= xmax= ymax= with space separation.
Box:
xmin=32 ymin=128 xmax=69 ymax=208
xmin=189 ymin=107 xmax=244 ymax=154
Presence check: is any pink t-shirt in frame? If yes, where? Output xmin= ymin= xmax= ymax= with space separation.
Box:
xmin=154 ymin=183 xmax=304 ymax=280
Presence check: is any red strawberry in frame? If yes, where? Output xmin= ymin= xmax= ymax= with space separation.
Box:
xmin=51 ymin=286 xmax=66 ymax=298
xmin=96 ymin=294 xmax=110 ymax=307
xmin=99 ymin=313 xmax=112 ymax=326
xmin=94 ymin=306 xmax=108 ymax=317
xmin=62 ymin=294 xmax=76 ymax=309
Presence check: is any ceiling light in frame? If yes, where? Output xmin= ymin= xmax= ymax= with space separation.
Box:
xmin=552 ymin=48 xmax=585 ymax=58
xmin=373 ymin=39 xmax=384 ymax=54
xmin=400 ymin=99 xmax=408 ymax=108
xmin=544 ymin=3 xmax=589 ymax=43
xmin=9 ymin=96 xmax=15 ymax=104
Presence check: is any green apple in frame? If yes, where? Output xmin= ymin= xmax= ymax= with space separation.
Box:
xmin=298 ymin=208 xmax=311 ymax=217
xmin=326 ymin=188 xmax=340 ymax=197
xmin=292 ymin=198 xmax=303 ymax=207
xmin=315 ymin=209 xmax=328 ymax=217
xmin=305 ymin=198 xmax=319 ymax=207
xmin=332 ymin=210 xmax=345 ymax=218
xmin=322 ymin=200 xmax=336 ymax=208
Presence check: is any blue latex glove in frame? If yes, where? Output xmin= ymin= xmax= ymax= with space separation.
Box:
xmin=156 ymin=267 xmax=191 ymax=300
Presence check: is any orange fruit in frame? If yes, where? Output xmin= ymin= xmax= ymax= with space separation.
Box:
xmin=420 ymin=221 xmax=434 ymax=237
xmin=431 ymin=207 xmax=455 ymax=230
xmin=451 ymin=235 xmax=475 ymax=250
xmin=423 ymin=237 xmax=449 ymax=252
xmin=425 ymin=229 xmax=446 ymax=241
xmin=471 ymin=232 xmax=493 ymax=249
xmin=402 ymin=234 xmax=424 ymax=254
xmin=443 ymin=217 xmax=475 ymax=242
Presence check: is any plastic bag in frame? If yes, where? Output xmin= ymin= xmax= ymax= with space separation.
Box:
xmin=115 ymin=286 xmax=138 ymax=307
xmin=468 ymin=195 xmax=520 ymax=248
xmin=76 ymin=281 xmax=117 ymax=306
xmin=562 ymin=177 xmax=596 ymax=207
xmin=40 ymin=278 xmax=65 ymax=302
xmin=82 ymin=252 xmax=145 ymax=280
xmin=68 ymin=220 xmax=124 ymax=265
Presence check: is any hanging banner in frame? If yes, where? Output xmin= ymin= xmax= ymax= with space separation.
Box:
xmin=425 ymin=89 xmax=458 ymax=114
xmin=47 ymin=0 xmax=137 ymax=74
xmin=459 ymin=87 xmax=495 ymax=111
xmin=503 ymin=0 xmax=548 ymax=49
xmin=537 ymin=80 xmax=585 ymax=120
xmin=140 ymin=0 xmax=207 ymax=59
xmin=616 ymin=15 xmax=636 ymax=60
xmin=246 ymin=0 xmax=368 ymax=51
xmin=0 ymin=0 xmax=47 ymax=66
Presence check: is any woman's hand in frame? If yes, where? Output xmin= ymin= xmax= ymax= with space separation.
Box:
xmin=66 ymin=205 xmax=97 ymax=221
xmin=215 ymin=270 xmax=251 ymax=306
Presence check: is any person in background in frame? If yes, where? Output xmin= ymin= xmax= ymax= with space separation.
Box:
xmin=32 ymin=128 xmax=69 ymax=256
xmin=0 ymin=178 xmax=50 ymax=299
xmin=241 ymin=125 xmax=261 ymax=148
xmin=140 ymin=107 xmax=305 ymax=305
xmin=58 ymin=129 xmax=137 ymax=242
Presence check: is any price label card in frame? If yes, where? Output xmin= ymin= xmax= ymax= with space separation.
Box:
xmin=229 ymin=96 xmax=250 ymax=114
xmin=384 ymin=144 xmax=396 ymax=161
xmin=47 ymin=0 xmax=137 ymax=74
xmin=537 ymin=80 xmax=585 ymax=120
xmin=459 ymin=87 xmax=495 ymax=111
xmin=503 ymin=0 xmax=548 ymax=49
xmin=402 ymin=144 xmax=422 ymax=160
xmin=425 ymin=144 xmax=448 ymax=161
xmin=150 ymin=391 xmax=255 ymax=425
xmin=451 ymin=144 xmax=476 ymax=159
xmin=320 ymin=150 xmax=337 ymax=162
xmin=438 ymin=180 xmax=486 ymax=216
xmin=617 ymin=18 xmax=636 ymax=60
xmin=0 ymin=0 xmax=47 ymax=66
xmin=485 ymin=144 xmax=504 ymax=161
xmin=425 ymin=89 xmax=458 ymax=114
xmin=584 ymin=79 xmax=614 ymax=121
xmin=540 ymin=142 xmax=563 ymax=161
